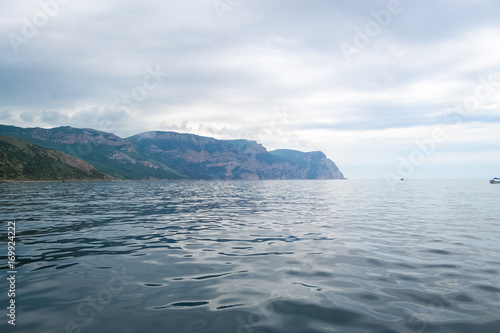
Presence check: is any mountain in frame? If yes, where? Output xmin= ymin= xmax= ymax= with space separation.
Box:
xmin=0 ymin=125 xmax=183 ymax=180
xmin=269 ymin=149 xmax=345 ymax=179
xmin=0 ymin=125 xmax=345 ymax=180
xmin=128 ymin=131 xmax=345 ymax=180
xmin=0 ymin=135 xmax=107 ymax=181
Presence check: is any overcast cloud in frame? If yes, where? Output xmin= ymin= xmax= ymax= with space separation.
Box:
xmin=1 ymin=0 xmax=499 ymax=178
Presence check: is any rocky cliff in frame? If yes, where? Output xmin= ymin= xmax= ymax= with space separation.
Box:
xmin=0 ymin=125 xmax=345 ymax=180
xmin=269 ymin=149 xmax=345 ymax=179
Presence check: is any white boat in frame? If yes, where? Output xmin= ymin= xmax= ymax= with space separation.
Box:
xmin=490 ymin=178 xmax=500 ymax=184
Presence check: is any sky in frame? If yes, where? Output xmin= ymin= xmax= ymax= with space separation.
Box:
xmin=1 ymin=0 xmax=499 ymax=179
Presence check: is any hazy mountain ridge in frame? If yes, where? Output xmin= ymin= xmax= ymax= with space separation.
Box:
xmin=0 ymin=125 xmax=345 ymax=180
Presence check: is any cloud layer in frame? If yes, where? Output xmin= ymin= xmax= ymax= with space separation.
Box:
xmin=1 ymin=0 xmax=500 ymax=178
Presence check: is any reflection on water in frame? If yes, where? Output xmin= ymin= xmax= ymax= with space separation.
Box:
xmin=1 ymin=180 xmax=499 ymax=332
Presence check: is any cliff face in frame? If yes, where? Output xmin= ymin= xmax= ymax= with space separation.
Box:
xmin=0 ymin=125 xmax=183 ymax=180
xmin=0 ymin=135 xmax=107 ymax=181
xmin=128 ymin=131 xmax=271 ymax=180
xmin=0 ymin=125 xmax=345 ymax=180
xmin=128 ymin=131 xmax=344 ymax=180
xmin=269 ymin=149 xmax=344 ymax=180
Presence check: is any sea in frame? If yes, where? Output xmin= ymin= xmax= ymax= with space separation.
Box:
xmin=1 ymin=179 xmax=499 ymax=333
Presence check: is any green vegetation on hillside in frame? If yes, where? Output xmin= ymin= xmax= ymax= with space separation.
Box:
xmin=0 ymin=135 xmax=107 ymax=181
xmin=0 ymin=125 xmax=345 ymax=180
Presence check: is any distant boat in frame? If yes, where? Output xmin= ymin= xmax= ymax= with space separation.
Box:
xmin=490 ymin=178 xmax=500 ymax=184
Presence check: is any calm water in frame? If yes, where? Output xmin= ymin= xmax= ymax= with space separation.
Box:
xmin=1 ymin=180 xmax=499 ymax=333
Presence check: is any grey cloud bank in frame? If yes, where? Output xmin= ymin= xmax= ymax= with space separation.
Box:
xmin=1 ymin=0 xmax=499 ymax=178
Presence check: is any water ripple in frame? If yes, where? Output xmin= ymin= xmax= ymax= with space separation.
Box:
xmin=1 ymin=180 xmax=499 ymax=332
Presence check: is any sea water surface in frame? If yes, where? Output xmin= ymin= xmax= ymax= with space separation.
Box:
xmin=1 ymin=180 xmax=499 ymax=333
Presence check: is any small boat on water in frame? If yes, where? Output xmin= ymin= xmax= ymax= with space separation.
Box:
xmin=490 ymin=178 xmax=500 ymax=184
